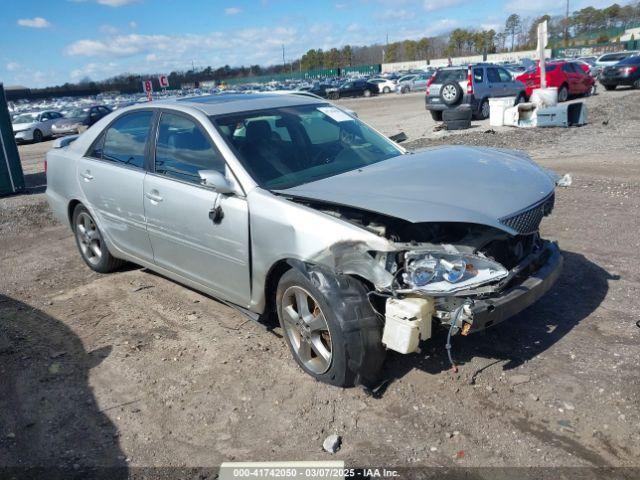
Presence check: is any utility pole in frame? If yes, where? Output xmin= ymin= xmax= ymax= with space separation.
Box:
xmin=564 ymin=0 xmax=570 ymax=47
xmin=282 ymin=45 xmax=286 ymax=72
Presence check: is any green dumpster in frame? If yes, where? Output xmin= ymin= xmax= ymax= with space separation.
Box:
xmin=0 ymin=83 xmax=25 ymax=195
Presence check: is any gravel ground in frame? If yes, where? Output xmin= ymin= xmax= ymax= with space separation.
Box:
xmin=1 ymin=88 xmax=639 ymax=475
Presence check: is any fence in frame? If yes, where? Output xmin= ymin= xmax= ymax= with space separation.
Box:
xmin=0 ymin=84 xmax=25 ymax=196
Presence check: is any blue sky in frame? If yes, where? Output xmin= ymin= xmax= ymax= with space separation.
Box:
xmin=0 ymin=0 xmax=616 ymax=88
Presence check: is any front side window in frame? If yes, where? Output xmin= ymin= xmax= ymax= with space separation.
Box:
xmin=213 ymin=104 xmax=403 ymax=190
xmin=101 ymin=111 xmax=153 ymax=169
xmin=487 ymin=68 xmax=501 ymax=83
xmin=155 ymin=113 xmax=226 ymax=184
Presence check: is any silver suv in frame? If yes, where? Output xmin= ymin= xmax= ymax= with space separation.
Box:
xmin=425 ymin=64 xmax=527 ymax=121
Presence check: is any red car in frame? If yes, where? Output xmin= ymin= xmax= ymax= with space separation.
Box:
xmin=516 ymin=61 xmax=596 ymax=102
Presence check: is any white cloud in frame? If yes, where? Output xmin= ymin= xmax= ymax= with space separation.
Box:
xmin=423 ymin=0 xmax=467 ymax=12
xmin=346 ymin=23 xmax=360 ymax=32
xmin=70 ymin=61 xmax=120 ymax=81
xmin=225 ymin=7 xmax=242 ymax=15
xmin=100 ymin=24 xmax=119 ymax=34
xmin=129 ymin=21 xmax=137 ymax=28
xmin=377 ymin=9 xmax=414 ymax=21
xmin=17 ymin=17 xmax=51 ymax=28
xmin=6 ymin=62 xmax=20 ymax=72
xmin=335 ymin=3 xmax=347 ymax=9
xmin=97 ymin=0 xmax=139 ymax=6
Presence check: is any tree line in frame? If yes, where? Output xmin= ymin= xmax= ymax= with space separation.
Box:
xmin=18 ymin=1 xmax=640 ymax=98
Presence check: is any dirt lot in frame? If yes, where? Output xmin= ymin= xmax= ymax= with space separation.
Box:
xmin=1 ymin=88 xmax=639 ymax=474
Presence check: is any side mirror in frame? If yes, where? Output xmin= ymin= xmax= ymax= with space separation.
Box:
xmin=198 ymin=170 xmax=234 ymax=194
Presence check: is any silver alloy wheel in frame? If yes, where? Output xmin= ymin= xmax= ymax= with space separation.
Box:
xmin=481 ymin=100 xmax=490 ymax=118
xmin=442 ymin=84 xmax=457 ymax=102
xmin=75 ymin=212 xmax=103 ymax=266
xmin=558 ymin=86 xmax=568 ymax=102
xmin=281 ymin=286 xmax=332 ymax=374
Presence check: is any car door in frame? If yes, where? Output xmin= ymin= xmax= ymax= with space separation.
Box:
xmin=38 ymin=112 xmax=53 ymax=136
xmin=77 ymin=110 xmax=154 ymax=263
xmin=486 ymin=68 xmax=504 ymax=96
xmin=497 ymin=68 xmax=517 ymax=97
xmin=143 ymin=111 xmax=250 ymax=305
xmin=561 ymin=63 xmax=578 ymax=93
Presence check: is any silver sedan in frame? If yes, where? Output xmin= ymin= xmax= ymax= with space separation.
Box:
xmin=46 ymin=94 xmax=563 ymax=387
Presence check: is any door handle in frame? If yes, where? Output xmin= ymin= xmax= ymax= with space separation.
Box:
xmin=145 ymin=191 xmax=163 ymax=203
xmin=80 ymin=170 xmax=93 ymax=181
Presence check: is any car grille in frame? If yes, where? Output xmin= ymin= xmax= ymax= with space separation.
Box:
xmin=499 ymin=193 xmax=555 ymax=234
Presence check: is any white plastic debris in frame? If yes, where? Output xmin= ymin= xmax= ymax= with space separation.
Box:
xmin=323 ymin=434 xmax=342 ymax=454
xmin=556 ymin=174 xmax=572 ymax=187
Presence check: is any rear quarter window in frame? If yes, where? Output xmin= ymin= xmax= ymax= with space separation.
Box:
xmin=433 ymin=69 xmax=466 ymax=83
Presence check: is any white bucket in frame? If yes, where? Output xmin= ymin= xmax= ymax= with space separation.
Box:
xmin=489 ymin=97 xmax=515 ymax=127
xmin=530 ymin=87 xmax=558 ymax=108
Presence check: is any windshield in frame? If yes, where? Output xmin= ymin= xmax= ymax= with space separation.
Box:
xmin=213 ymin=104 xmax=403 ymax=189
xmin=600 ymin=53 xmax=628 ymax=62
xmin=13 ymin=113 xmax=38 ymax=124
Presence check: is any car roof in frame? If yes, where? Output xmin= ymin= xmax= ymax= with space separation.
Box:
xmin=156 ymin=93 xmax=325 ymax=115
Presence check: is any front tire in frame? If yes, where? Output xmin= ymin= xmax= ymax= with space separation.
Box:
xmin=383 ymin=86 xmax=391 ymax=94
xmin=32 ymin=129 xmax=43 ymax=143
xmin=363 ymin=89 xmax=371 ymax=97
xmin=276 ymin=268 xmax=385 ymax=387
xmin=558 ymin=85 xmax=569 ymax=102
xmin=72 ymin=204 xmax=125 ymax=273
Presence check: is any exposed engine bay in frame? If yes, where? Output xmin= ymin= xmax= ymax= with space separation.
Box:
xmin=283 ymin=194 xmax=559 ymax=361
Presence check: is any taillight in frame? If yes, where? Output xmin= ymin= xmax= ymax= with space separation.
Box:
xmin=623 ymin=66 xmax=638 ymax=74
xmin=426 ymin=73 xmax=435 ymax=96
xmin=466 ymin=65 xmax=473 ymax=95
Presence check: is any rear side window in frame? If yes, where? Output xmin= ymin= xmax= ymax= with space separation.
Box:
xmin=473 ymin=68 xmax=484 ymax=83
xmin=487 ymin=68 xmax=501 ymax=83
xmin=618 ymin=56 xmax=640 ymax=65
xmin=433 ymin=69 xmax=466 ymax=83
xmin=497 ymin=69 xmax=512 ymax=82
xmin=155 ymin=112 xmax=226 ymax=184
xmin=101 ymin=111 xmax=153 ymax=169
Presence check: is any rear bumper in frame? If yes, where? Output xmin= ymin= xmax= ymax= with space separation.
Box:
xmin=425 ymin=94 xmax=478 ymax=112
xmin=466 ymin=242 xmax=563 ymax=333
xmin=600 ymin=76 xmax=638 ymax=86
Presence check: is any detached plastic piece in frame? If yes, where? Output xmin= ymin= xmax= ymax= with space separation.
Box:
xmin=536 ymin=103 xmax=588 ymax=128
xmin=382 ymin=297 xmax=434 ymax=354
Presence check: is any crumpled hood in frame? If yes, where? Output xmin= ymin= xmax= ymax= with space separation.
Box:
xmin=276 ymin=145 xmax=556 ymax=234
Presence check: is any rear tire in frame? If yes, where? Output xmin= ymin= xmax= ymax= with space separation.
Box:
xmin=72 ymin=204 xmax=125 ymax=273
xmin=515 ymin=92 xmax=526 ymax=104
xmin=383 ymin=87 xmax=391 ymax=94
xmin=604 ymin=85 xmax=616 ymax=91
xmin=634 ymin=79 xmax=640 ymax=89
xmin=430 ymin=110 xmax=443 ymax=122
xmin=276 ymin=268 xmax=386 ymax=387
xmin=476 ymin=99 xmax=490 ymax=120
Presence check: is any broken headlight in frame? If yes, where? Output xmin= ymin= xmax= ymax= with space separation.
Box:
xmin=401 ymin=251 xmax=508 ymax=294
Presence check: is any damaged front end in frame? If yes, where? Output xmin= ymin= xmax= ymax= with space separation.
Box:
xmin=285 ymin=194 xmax=563 ymax=356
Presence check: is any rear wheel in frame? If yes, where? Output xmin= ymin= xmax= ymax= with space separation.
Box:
xmin=363 ymin=89 xmax=372 ymax=97
xmin=383 ymin=86 xmax=391 ymax=94
xmin=477 ymin=99 xmax=490 ymax=120
xmin=558 ymin=84 xmax=569 ymax=102
xmin=72 ymin=204 xmax=125 ymax=273
xmin=604 ymin=85 xmax=616 ymax=91
xmin=430 ymin=110 xmax=443 ymax=122
xmin=634 ymin=79 xmax=640 ymax=89
xmin=515 ymin=92 xmax=526 ymax=104
xmin=276 ymin=268 xmax=385 ymax=387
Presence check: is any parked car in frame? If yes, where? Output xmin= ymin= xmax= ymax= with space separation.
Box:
xmin=12 ymin=110 xmax=63 ymax=143
xmin=326 ymin=79 xmax=379 ymax=99
xmin=599 ymin=55 xmax=640 ymax=90
xmin=368 ymin=77 xmax=397 ymax=94
xmin=425 ymin=64 xmax=527 ymax=121
xmin=397 ymin=72 xmax=433 ymax=94
xmin=52 ymin=105 xmax=112 ymax=136
xmin=515 ymin=61 xmax=595 ymax=102
xmin=594 ymin=51 xmax=639 ymax=76
xmin=46 ymin=93 xmax=563 ymax=387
